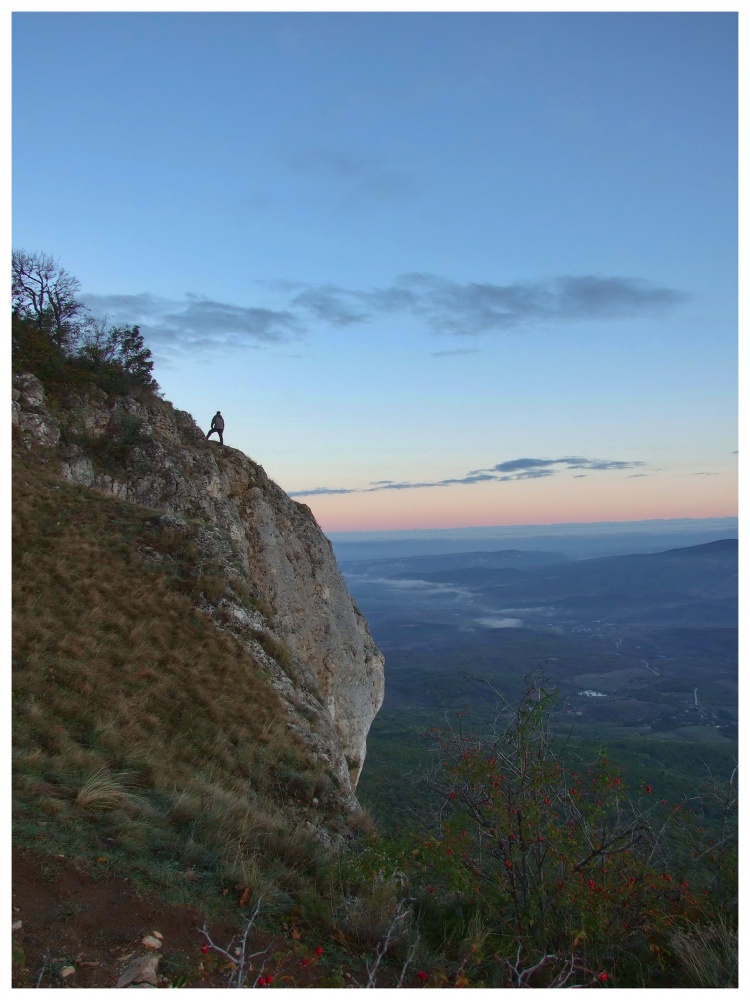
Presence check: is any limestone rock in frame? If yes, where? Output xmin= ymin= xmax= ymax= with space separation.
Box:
xmin=12 ymin=373 xmax=384 ymax=800
xmin=12 ymin=374 xmax=60 ymax=448
xmin=116 ymin=954 xmax=160 ymax=988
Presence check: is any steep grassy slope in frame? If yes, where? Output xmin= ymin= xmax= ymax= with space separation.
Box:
xmin=12 ymin=450 xmax=352 ymax=908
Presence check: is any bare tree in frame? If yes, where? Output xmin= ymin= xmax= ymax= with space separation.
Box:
xmin=12 ymin=249 xmax=87 ymax=351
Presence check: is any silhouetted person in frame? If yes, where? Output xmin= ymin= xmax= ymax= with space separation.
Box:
xmin=206 ymin=410 xmax=224 ymax=445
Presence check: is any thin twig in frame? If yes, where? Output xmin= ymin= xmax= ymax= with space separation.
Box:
xmin=35 ymin=948 xmax=51 ymax=989
xmin=365 ymin=899 xmax=413 ymax=988
xmin=198 ymin=896 xmax=267 ymax=988
xmin=395 ymin=935 xmax=420 ymax=988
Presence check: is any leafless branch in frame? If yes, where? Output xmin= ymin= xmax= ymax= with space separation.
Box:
xmin=198 ymin=896 xmax=267 ymax=988
xmin=364 ymin=898 xmax=413 ymax=988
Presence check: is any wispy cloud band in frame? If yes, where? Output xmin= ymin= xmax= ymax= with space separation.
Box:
xmin=288 ymin=273 xmax=686 ymax=336
xmin=83 ymin=291 xmax=299 ymax=354
xmin=288 ymin=456 xmax=646 ymax=498
xmin=84 ymin=271 xmax=685 ymax=356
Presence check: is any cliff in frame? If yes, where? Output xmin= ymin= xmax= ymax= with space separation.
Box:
xmin=12 ymin=372 xmax=384 ymax=806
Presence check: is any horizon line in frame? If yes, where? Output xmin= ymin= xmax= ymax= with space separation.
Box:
xmin=326 ymin=515 xmax=738 ymax=540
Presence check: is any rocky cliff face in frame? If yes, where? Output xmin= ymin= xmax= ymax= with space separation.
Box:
xmin=12 ymin=373 xmax=384 ymax=803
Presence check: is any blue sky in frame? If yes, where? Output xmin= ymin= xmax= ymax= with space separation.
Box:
xmin=12 ymin=8 xmax=738 ymax=532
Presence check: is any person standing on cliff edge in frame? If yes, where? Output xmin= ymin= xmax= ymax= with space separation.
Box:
xmin=206 ymin=410 xmax=224 ymax=445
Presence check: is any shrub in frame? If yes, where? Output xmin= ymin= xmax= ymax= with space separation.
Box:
xmin=12 ymin=249 xmax=160 ymax=396
xmin=407 ymin=677 xmax=737 ymax=987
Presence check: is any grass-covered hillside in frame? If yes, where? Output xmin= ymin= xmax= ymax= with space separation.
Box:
xmin=12 ymin=446 xmax=409 ymax=988
xmin=12 ymin=453 xmax=352 ymax=901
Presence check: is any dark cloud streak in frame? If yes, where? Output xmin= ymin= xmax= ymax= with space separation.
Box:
xmin=289 ymin=273 xmax=686 ymax=337
xmin=85 ymin=271 xmax=685 ymax=357
xmin=288 ymin=456 xmax=647 ymax=498
xmin=84 ymin=291 xmax=300 ymax=357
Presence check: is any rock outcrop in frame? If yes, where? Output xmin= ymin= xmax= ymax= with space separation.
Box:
xmin=12 ymin=373 xmax=384 ymax=801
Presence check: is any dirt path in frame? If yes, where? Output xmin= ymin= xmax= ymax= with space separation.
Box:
xmin=11 ymin=846 xmax=340 ymax=988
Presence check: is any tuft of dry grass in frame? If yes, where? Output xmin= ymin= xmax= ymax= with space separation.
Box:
xmin=75 ymin=766 xmax=143 ymax=813
xmin=670 ymin=916 xmax=738 ymax=988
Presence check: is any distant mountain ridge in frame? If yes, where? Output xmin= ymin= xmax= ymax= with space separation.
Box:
xmin=344 ymin=539 xmax=738 ymax=629
xmin=332 ymin=520 xmax=738 ymax=562
xmin=658 ymin=538 xmax=737 ymax=557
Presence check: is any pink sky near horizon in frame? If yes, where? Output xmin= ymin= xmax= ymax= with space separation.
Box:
xmin=302 ymin=472 xmax=738 ymax=534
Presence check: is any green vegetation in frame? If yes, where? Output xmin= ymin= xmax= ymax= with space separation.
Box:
xmin=13 ymin=249 xmax=159 ymax=396
xmin=399 ymin=680 xmax=736 ymax=987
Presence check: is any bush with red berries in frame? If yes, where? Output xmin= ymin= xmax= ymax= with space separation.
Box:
xmin=407 ymin=677 xmax=736 ymax=987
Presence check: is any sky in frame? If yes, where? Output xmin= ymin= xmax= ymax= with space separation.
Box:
xmin=11 ymin=5 xmax=739 ymax=534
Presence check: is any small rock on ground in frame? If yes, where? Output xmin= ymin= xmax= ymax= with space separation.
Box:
xmin=116 ymin=954 xmax=161 ymax=988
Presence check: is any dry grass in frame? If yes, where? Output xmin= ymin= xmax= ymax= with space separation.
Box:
xmin=75 ymin=766 xmax=144 ymax=813
xmin=670 ymin=916 xmax=738 ymax=988
xmin=12 ymin=455 xmax=345 ymax=902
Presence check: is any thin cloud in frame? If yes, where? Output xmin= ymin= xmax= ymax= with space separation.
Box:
xmin=473 ymin=457 xmax=646 ymax=476
xmin=85 ymin=270 xmax=685 ymax=356
xmin=487 ymin=458 xmax=560 ymax=473
xmin=284 ymin=145 xmax=418 ymax=203
xmin=288 ymin=456 xmax=646 ymax=498
xmin=291 ymin=285 xmax=368 ymax=327
xmin=431 ymin=348 xmax=480 ymax=357
xmin=289 ymin=486 xmax=358 ymax=497
xmin=84 ymin=291 xmax=300 ymax=355
xmin=289 ymin=273 xmax=685 ymax=337
xmin=498 ymin=469 xmax=557 ymax=481
xmin=284 ymin=146 xmax=374 ymax=179
xmin=353 ymin=168 xmax=417 ymax=202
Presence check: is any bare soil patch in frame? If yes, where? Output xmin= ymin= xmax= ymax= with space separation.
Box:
xmin=11 ymin=846 xmax=338 ymax=989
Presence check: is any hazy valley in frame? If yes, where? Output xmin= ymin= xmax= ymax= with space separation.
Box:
xmin=346 ymin=538 xmax=738 ymax=828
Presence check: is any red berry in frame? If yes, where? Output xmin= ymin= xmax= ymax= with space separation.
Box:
xmin=417 ymin=971 xmax=429 ymax=982
xmin=201 ymin=944 xmax=210 ymax=954
xmin=315 ymin=946 xmax=324 ymax=956
xmin=599 ymin=972 xmax=609 ymax=982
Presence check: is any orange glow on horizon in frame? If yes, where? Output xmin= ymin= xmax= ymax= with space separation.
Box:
xmin=296 ymin=474 xmax=737 ymax=534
